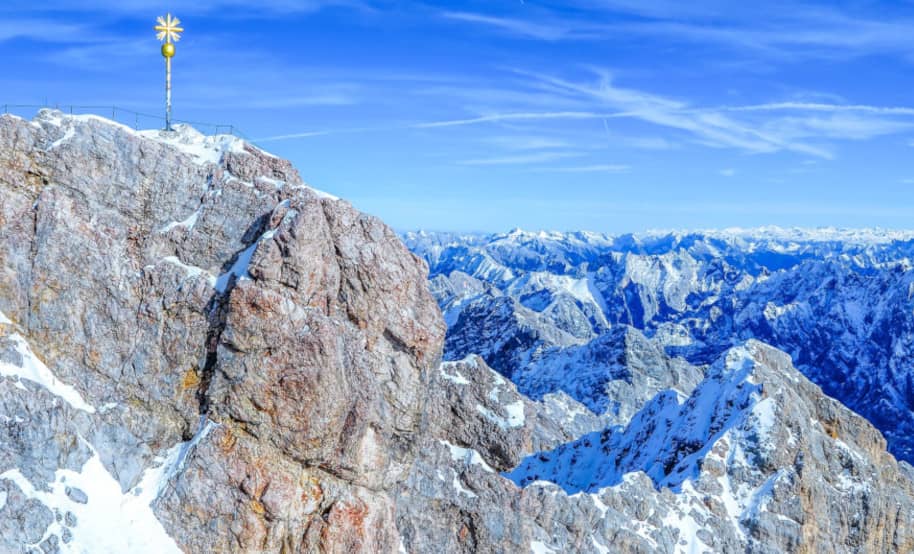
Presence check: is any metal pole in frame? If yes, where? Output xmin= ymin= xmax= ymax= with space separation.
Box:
xmin=166 ymin=56 xmax=172 ymax=131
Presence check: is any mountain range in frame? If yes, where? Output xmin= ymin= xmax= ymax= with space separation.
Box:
xmin=404 ymin=227 xmax=914 ymax=464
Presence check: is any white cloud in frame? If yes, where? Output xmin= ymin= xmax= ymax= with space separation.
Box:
xmin=724 ymin=102 xmax=914 ymax=116
xmin=719 ymin=168 xmax=736 ymax=177
xmin=254 ymin=130 xmax=335 ymax=142
xmin=536 ymin=164 xmax=630 ymax=173
xmin=483 ymin=135 xmax=573 ymax=151
xmin=458 ymin=151 xmax=583 ymax=166
xmin=440 ymin=4 xmax=914 ymax=61
xmin=13 ymin=0 xmax=372 ymax=16
xmin=624 ymin=136 xmax=681 ymax=150
xmin=441 ymin=12 xmax=582 ymax=41
xmin=518 ymin=69 xmax=835 ymax=158
xmin=760 ymin=114 xmax=914 ymax=141
xmin=412 ymin=111 xmax=613 ymax=129
xmin=0 ymin=18 xmax=94 ymax=43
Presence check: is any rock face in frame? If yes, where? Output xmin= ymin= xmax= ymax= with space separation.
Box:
xmin=0 ymin=110 xmax=444 ymax=552
xmin=1 ymin=111 xmax=913 ymax=554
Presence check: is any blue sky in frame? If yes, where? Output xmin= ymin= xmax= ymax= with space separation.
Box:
xmin=6 ymin=1 xmax=914 ymax=233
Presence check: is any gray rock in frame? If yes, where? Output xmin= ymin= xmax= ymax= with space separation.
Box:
xmin=64 ymin=487 xmax=87 ymax=504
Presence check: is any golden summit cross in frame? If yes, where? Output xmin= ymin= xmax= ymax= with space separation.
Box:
xmin=154 ymin=14 xmax=184 ymax=131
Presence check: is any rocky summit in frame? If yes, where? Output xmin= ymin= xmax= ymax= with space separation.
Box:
xmin=0 ymin=109 xmax=444 ymax=553
xmin=0 ymin=110 xmax=912 ymax=553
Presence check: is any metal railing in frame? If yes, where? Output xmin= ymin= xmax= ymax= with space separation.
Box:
xmin=1 ymin=103 xmax=255 ymax=143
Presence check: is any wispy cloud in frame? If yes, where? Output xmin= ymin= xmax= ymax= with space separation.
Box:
xmin=255 ymin=130 xmax=336 ymax=142
xmin=724 ymin=102 xmax=914 ymax=115
xmin=458 ymin=151 xmax=583 ymax=166
xmin=253 ymin=125 xmax=382 ymax=142
xmin=441 ymin=4 xmax=914 ymax=61
xmin=48 ymin=39 xmax=149 ymax=71
xmin=482 ymin=135 xmax=573 ymax=151
xmin=624 ymin=136 xmax=681 ymax=150
xmin=244 ymin=69 xmax=914 ymax=161
xmin=760 ymin=114 xmax=914 ymax=141
xmin=719 ymin=168 xmax=736 ymax=177
xmin=0 ymin=18 xmax=94 ymax=43
xmin=412 ymin=111 xmax=614 ymax=129
xmin=440 ymin=11 xmax=586 ymax=41
xmin=15 ymin=0 xmax=374 ymax=16
xmin=517 ymin=69 xmax=834 ymax=158
xmin=536 ymin=164 xmax=630 ymax=173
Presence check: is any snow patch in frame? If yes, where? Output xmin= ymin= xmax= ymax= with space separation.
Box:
xmin=530 ymin=540 xmax=557 ymax=554
xmin=214 ymin=243 xmax=258 ymax=293
xmin=214 ymin=224 xmax=281 ymax=293
xmin=1 ymin=334 xmax=95 ymax=413
xmin=298 ymin=184 xmax=339 ymax=200
xmin=439 ymin=364 xmax=470 ymax=385
xmin=439 ymin=440 xmax=495 ymax=473
xmin=475 ymin=403 xmax=524 ymax=430
xmin=0 ymin=419 xmax=214 ymax=553
xmin=158 ymin=208 xmax=201 ymax=233
xmin=48 ymin=126 xmax=76 ymax=150
xmin=504 ymin=400 xmax=526 ymax=427
xmin=590 ymin=536 xmax=610 ymax=554
xmin=752 ymin=397 xmax=777 ymax=436
xmin=137 ymin=125 xmax=247 ymax=165
xmin=161 ymin=256 xmax=216 ymax=288
xmin=450 ymin=469 xmax=477 ymax=498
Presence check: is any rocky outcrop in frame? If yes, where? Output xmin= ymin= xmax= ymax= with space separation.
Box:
xmin=401 ymin=341 xmax=914 ymax=554
xmin=0 ymin=110 xmax=444 ymax=552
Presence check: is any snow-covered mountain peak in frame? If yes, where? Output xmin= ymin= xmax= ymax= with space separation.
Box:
xmin=502 ymin=338 xmax=914 ymax=551
xmin=505 ymin=340 xmax=785 ymax=494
